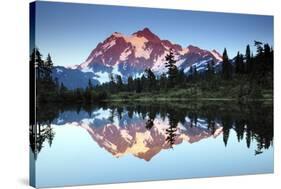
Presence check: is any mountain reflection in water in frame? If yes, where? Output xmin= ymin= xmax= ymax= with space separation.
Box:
xmin=30 ymin=101 xmax=273 ymax=161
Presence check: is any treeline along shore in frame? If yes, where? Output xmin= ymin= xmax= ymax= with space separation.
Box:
xmin=31 ymin=41 xmax=273 ymax=105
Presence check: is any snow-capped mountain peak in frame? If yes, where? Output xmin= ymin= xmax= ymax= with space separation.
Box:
xmin=133 ymin=27 xmax=161 ymax=42
xmin=52 ymin=28 xmax=223 ymax=88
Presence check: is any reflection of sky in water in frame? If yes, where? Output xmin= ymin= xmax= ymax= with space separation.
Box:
xmin=34 ymin=108 xmax=273 ymax=188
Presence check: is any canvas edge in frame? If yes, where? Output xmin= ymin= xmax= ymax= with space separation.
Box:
xmin=29 ymin=1 xmax=37 ymax=188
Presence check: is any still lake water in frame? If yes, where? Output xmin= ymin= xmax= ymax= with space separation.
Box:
xmin=30 ymin=101 xmax=273 ymax=188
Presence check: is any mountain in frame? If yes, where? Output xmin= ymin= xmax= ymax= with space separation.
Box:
xmin=52 ymin=27 xmax=223 ymax=88
xmin=53 ymin=108 xmax=223 ymax=161
xmin=52 ymin=66 xmax=99 ymax=89
xmin=80 ymin=114 xmax=223 ymax=161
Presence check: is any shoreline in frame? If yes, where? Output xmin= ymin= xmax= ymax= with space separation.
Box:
xmin=103 ymin=97 xmax=273 ymax=103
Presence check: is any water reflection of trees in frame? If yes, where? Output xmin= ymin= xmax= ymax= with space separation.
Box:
xmin=30 ymin=103 xmax=102 ymax=159
xmin=31 ymin=101 xmax=273 ymax=158
xmin=29 ymin=122 xmax=55 ymax=160
xmin=30 ymin=104 xmax=57 ymax=160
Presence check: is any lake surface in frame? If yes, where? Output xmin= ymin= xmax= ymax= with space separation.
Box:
xmin=30 ymin=101 xmax=273 ymax=188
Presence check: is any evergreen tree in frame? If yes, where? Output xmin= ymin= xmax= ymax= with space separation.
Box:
xmin=127 ymin=76 xmax=134 ymax=92
xmin=165 ymin=48 xmax=178 ymax=87
xmin=108 ymin=73 xmax=116 ymax=93
xmin=116 ymin=75 xmax=123 ymax=91
xmin=269 ymin=46 xmax=274 ymax=73
xmin=87 ymin=79 xmax=93 ymax=90
xmin=193 ymin=66 xmax=198 ymax=81
xmin=32 ymin=49 xmax=57 ymax=102
xmin=60 ymin=82 xmax=67 ymax=96
xmin=135 ymin=78 xmax=142 ymax=93
xmin=140 ymin=75 xmax=147 ymax=91
xmin=235 ymin=51 xmax=244 ymax=74
xmin=177 ymin=69 xmax=186 ymax=85
xmin=46 ymin=126 xmax=55 ymax=147
xmin=44 ymin=53 xmax=53 ymax=79
xmin=245 ymin=45 xmax=251 ymax=73
xmin=165 ymin=113 xmax=178 ymax=148
xmin=159 ymin=73 xmax=167 ymax=91
xmin=222 ymin=116 xmax=232 ymax=147
xmin=253 ymin=41 xmax=273 ymax=86
xmin=188 ymin=66 xmax=194 ymax=81
xmin=54 ymin=77 xmax=60 ymax=95
xmin=145 ymin=68 xmax=156 ymax=91
xmin=262 ymin=43 xmax=271 ymax=74
xmin=240 ymin=53 xmax=245 ymax=73
xmin=222 ymin=48 xmax=232 ymax=80
xmin=85 ymin=79 xmax=93 ymax=102
xmin=31 ymin=48 xmax=44 ymax=80
xmin=206 ymin=60 xmax=214 ymax=79
xmin=75 ymin=88 xmax=84 ymax=102
xmin=255 ymin=41 xmax=264 ymax=55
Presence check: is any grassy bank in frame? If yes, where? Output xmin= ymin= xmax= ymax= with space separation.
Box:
xmin=107 ymin=87 xmax=273 ymax=102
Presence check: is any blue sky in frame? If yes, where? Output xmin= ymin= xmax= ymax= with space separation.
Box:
xmin=34 ymin=1 xmax=273 ymax=67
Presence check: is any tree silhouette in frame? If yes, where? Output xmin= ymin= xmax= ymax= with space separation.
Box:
xmin=235 ymin=51 xmax=244 ymax=74
xmin=245 ymin=45 xmax=252 ymax=73
xmin=222 ymin=48 xmax=233 ymax=80
xmin=145 ymin=118 xmax=154 ymax=130
xmin=165 ymin=110 xmax=179 ymax=148
xmin=30 ymin=121 xmax=55 ymax=160
xmin=44 ymin=53 xmax=53 ymax=79
xmin=206 ymin=60 xmax=214 ymax=79
xmin=165 ymin=48 xmax=178 ymax=86
xmin=222 ymin=115 xmax=232 ymax=147
xmin=31 ymin=48 xmax=44 ymax=80
xmin=159 ymin=73 xmax=167 ymax=91
xmin=135 ymin=78 xmax=142 ymax=93
xmin=127 ymin=76 xmax=134 ymax=92
xmin=145 ymin=68 xmax=156 ymax=91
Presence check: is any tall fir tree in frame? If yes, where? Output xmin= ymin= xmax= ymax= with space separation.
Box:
xmin=85 ymin=79 xmax=93 ymax=102
xmin=31 ymin=48 xmax=44 ymax=80
xmin=222 ymin=48 xmax=232 ymax=80
xmin=86 ymin=79 xmax=93 ymax=90
xmin=44 ymin=53 xmax=53 ymax=79
xmin=108 ymin=73 xmax=116 ymax=93
xmin=116 ymin=75 xmax=123 ymax=91
xmin=159 ymin=73 xmax=167 ymax=91
xmin=206 ymin=60 xmax=214 ymax=78
xmin=135 ymin=78 xmax=142 ymax=93
xmin=145 ymin=68 xmax=156 ymax=91
xmin=188 ymin=66 xmax=194 ymax=81
xmin=60 ymin=82 xmax=67 ymax=96
xmin=245 ymin=44 xmax=251 ymax=73
xmin=165 ymin=48 xmax=178 ymax=87
xmin=235 ymin=51 xmax=244 ymax=74
xmin=127 ymin=76 xmax=134 ymax=92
